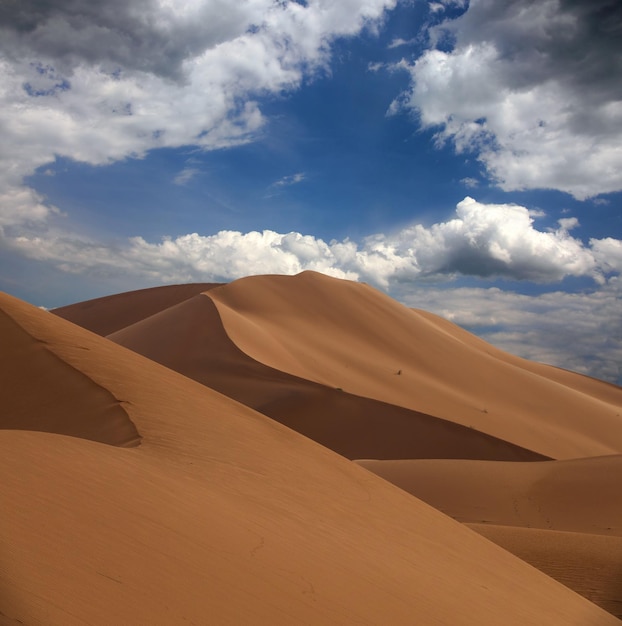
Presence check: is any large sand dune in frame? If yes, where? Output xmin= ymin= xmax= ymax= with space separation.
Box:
xmin=207 ymin=272 xmax=622 ymax=459
xmin=106 ymin=291 xmax=545 ymax=462
xmin=2 ymin=271 xmax=618 ymax=623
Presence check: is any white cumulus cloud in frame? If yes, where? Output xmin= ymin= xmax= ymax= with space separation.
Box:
xmin=10 ymin=197 xmax=621 ymax=288
xmin=392 ymin=0 xmax=622 ymax=199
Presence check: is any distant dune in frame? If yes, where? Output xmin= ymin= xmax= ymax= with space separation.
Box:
xmin=1 ymin=271 xmax=619 ymax=623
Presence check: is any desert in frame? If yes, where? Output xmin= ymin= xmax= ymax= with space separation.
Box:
xmin=2 ymin=271 xmax=621 ymax=624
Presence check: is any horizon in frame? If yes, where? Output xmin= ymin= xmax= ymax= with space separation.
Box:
xmin=1 ymin=0 xmax=621 ymax=383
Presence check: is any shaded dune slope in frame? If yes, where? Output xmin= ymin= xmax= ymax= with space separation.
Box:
xmin=0 ymin=306 xmax=140 ymax=447
xmin=3 ymin=291 xmax=617 ymax=625
xmin=108 ymin=292 xmax=545 ymax=461
xmin=207 ymin=272 xmax=622 ymax=459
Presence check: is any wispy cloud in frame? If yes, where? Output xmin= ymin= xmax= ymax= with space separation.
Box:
xmin=396 ymin=283 xmax=622 ymax=384
xmin=592 ymin=198 xmax=610 ymax=206
xmin=367 ymin=61 xmax=384 ymax=73
xmin=460 ymin=177 xmax=479 ymax=189
xmin=272 ymin=172 xmax=306 ymax=188
xmin=388 ymin=37 xmax=417 ymax=49
xmin=174 ymin=167 xmax=199 ymax=186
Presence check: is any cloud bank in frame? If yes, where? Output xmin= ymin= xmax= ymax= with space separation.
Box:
xmin=11 ymin=197 xmax=621 ymax=287
xmin=392 ymin=0 xmax=622 ymax=198
xmin=396 ymin=282 xmax=622 ymax=385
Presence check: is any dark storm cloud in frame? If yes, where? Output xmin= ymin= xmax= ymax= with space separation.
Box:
xmin=556 ymin=0 xmax=622 ymax=99
xmin=0 ymin=0 xmax=260 ymax=79
xmin=442 ymin=0 xmax=622 ymax=101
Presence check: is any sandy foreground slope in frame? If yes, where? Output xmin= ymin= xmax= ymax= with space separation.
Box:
xmin=5 ymin=291 xmax=621 ymax=625
xmin=355 ymin=455 xmax=622 ymax=619
xmin=467 ymin=525 xmax=622 ymax=620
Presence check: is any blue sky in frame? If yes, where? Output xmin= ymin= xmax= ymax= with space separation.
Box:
xmin=1 ymin=0 xmax=621 ymax=382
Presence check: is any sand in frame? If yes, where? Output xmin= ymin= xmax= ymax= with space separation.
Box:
xmin=1 ymin=271 xmax=619 ymax=623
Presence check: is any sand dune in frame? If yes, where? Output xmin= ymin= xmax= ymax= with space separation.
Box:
xmin=207 ymin=272 xmax=622 ymax=459
xmin=4 ymin=289 xmax=619 ymax=624
xmin=355 ymin=455 xmax=622 ymax=619
xmin=356 ymin=456 xmax=622 ymax=617
xmin=55 ymin=272 xmax=622 ymax=459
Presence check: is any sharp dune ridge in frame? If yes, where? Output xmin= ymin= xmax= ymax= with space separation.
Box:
xmin=1 ymin=271 xmax=620 ymax=623
xmin=354 ymin=456 xmax=622 ymax=536
xmin=53 ymin=282 xmax=221 ymax=336
xmin=105 ymin=290 xmax=547 ymax=462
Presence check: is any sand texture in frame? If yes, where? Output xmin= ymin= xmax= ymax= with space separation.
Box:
xmin=1 ymin=271 xmax=618 ymax=623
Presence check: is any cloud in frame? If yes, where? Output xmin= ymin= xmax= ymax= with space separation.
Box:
xmin=0 ymin=0 xmax=397 ymax=231
xmin=591 ymin=237 xmax=622 ymax=274
xmin=272 ymin=172 xmax=306 ymax=187
xmin=174 ymin=167 xmax=200 ymax=186
xmin=388 ymin=37 xmax=417 ymax=49
xmin=10 ymin=197 xmax=621 ymax=288
xmin=428 ymin=3 xmax=445 ymax=13
xmin=10 ymin=229 xmax=358 ymax=284
xmin=392 ymin=0 xmax=622 ymax=199
xmin=428 ymin=0 xmax=468 ymax=14
xmin=592 ymin=198 xmax=610 ymax=206
xmin=557 ymin=217 xmax=579 ymax=231
xmin=367 ymin=61 xmax=384 ymax=72
xmin=395 ymin=282 xmax=622 ymax=384
xmin=460 ymin=177 xmax=479 ymax=189
xmin=352 ymin=196 xmax=605 ymax=286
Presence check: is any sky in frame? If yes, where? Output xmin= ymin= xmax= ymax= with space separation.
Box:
xmin=1 ymin=0 xmax=621 ymax=383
